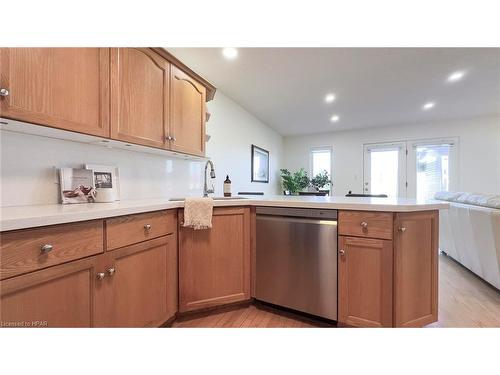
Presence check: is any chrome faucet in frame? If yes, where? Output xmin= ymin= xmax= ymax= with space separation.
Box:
xmin=203 ymin=160 xmax=216 ymax=197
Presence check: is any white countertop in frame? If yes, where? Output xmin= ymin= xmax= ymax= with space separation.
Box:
xmin=0 ymin=195 xmax=448 ymax=231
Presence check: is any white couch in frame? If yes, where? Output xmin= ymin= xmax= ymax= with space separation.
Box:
xmin=436 ymin=192 xmax=500 ymax=290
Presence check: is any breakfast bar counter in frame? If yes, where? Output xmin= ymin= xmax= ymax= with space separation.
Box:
xmin=0 ymin=196 xmax=448 ymax=232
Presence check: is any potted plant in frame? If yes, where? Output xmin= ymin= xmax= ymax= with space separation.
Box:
xmin=280 ymin=168 xmax=310 ymax=195
xmin=310 ymin=170 xmax=331 ymax=193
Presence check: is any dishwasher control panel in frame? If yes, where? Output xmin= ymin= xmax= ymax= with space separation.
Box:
xmin=255 ymin=206 xmax=337 ymax=220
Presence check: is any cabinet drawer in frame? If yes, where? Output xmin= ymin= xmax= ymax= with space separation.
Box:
xmin=338 ymin=211 xmax=393 ymax=240
xmin=106 ymin=210 xmax=176 ymax=250
xmin=1 ymin=220 xmax=104 ymax=280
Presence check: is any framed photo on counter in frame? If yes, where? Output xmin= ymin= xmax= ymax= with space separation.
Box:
xmin=251 ymin=145 xmax=269 ymax=183
xmin=84 ymin=164 xmax=121 ymax=201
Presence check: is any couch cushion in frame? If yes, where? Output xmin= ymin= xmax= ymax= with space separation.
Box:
xmin=486 ymin=196 xmax=500 ymax=209
xmin=434 ymin=191 xmax=464 ymax=201
xmin=435 ymin=191 xmax=500 ymax=209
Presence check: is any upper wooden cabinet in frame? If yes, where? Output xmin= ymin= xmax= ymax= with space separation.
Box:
xmin=0 ymin=48 xmax=110 ymax=137
xmin=0 ymin=48 xmax=215 ymax=157
xmin=170 ymin=65 xmax=206 ymax=156
xmin=110 ymin=48 xmax=170 ymax=149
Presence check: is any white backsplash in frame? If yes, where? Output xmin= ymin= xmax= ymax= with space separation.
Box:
xmin=0 ymin=92 xmax=285 ymax=207
xmin=0 ymin=130 xmax=205 ymax=207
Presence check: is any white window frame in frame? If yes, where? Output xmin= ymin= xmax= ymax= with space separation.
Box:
xmin=309 ymin=146 xmax=333 ymax=188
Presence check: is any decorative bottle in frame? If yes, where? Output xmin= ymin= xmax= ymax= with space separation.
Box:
xmin=223 ymin=175 xmax=232 ymax=197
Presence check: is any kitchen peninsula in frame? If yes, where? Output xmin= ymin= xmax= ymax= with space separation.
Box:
xmin=0 ymin=196 xmax=447 ymax=328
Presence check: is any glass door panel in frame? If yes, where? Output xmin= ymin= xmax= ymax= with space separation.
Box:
xmin=407 ymin=139 xmax=458 ymax=200
xmin=363 ymin=142 xmax=407 ymax=198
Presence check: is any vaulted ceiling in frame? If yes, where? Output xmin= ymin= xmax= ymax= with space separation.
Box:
xmin=168 ymin=48 xmax=500 ymax=136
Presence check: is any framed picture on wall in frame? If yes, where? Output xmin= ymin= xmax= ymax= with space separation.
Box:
xmin=251 ymin=145 xmax=269 ymax=183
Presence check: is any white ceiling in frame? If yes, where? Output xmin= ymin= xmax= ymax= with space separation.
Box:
xmin=168 ymin=48 xmax=500 ymax=136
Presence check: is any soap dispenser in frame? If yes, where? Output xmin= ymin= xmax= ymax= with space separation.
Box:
xmin=223 ymin=175 xmax=232 ymax=197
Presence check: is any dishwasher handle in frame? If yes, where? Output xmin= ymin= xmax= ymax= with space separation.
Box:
xmin=257 ymin=215 xmax=337 ymax=226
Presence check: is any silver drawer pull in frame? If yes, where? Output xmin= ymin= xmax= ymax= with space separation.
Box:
xmin=339 ymin=249 xmax=345 ymax=256
xmin=398 ymin=227 xmax=406 ymax=233
xmin=0 ymin=88 xmax=9 ymax=97
xmin=40 ymin=244 xmax=53 ymax=253
xmin=107 ymin=267 xmax=116 ymax=276
xmin=360 ymin=221 xmax=368 ymax=228
xmin=96 ymin=272 xmax=106 ymax=280
xmin=144 ymin=224 xmax=152 ymax=232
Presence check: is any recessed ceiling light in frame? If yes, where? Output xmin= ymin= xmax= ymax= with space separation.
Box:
xmin=325 ymin=93 xmax=336 ymax=103
xmin=422 ymin=102 xmax=435 ymax=110
xmin=447 ymin=70 xmax=466 ymax=82
xmin=222 ymin=47 xmax=238 ymax=60
xmin=330 ymin=115 xmax=340 ymax=122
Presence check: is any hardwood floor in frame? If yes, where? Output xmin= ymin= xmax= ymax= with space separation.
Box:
xmin=426 ymin=253 xmax=500 ymax=327
xmin=172 ymin=303 xmax=333 ymax=328
xmin=172 ymin=254 xmax=500 ymax=328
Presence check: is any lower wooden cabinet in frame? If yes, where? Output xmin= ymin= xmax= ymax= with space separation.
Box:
xmin=394 ymin=211 xmax=438 ymax=327
xmin=338 ymin=236 xmax=393 ymax=327
xmin=95 ymin=235 xmax=175 ymax=327
xmin=178 ymin=207 xmax=251 ymax=312
xmin=0 ymin=256 xmax=98 ymax=328
xmin=338 ymin=210 xmax=439 ymax=328
xmin=1 ymin=233 xmax=177 ymax=328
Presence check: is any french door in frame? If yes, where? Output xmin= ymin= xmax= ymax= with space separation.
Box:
xmin=363 ymin=138 xmax=458 ymax=199
xmin=406 ymin=139 xmax=458 ymax=200
xmin=363 ymin=142 xmax=407 ymax=198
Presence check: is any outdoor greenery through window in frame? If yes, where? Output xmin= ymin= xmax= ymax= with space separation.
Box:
xmin=310 ymin=148 xmax=332 ymax=188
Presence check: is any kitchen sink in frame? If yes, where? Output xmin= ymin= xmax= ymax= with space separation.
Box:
xmin=169 ymin=196 xmax=248 ymax=201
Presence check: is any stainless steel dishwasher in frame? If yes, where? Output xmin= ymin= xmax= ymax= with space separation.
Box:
xmin=255 ymin=207 xmax=338 ymax=320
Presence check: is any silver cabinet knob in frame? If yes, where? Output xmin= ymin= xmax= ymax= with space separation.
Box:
xmin=398 ymin=227 xmax=406 ymax=233
xmin=339 ymin=249 xmax=345 ymax=256
xmin=171 ymin=136 xmax=176 ymax=141
xmin=40 ymin=244 xmax=53 ymax=253
xmin=144 ymin=224 xmax=152 ymax=232
xmin=96 ymin=272 xmax=106 ymax=280
xmin=107 ymin=267 xmax=116 ymax=276
xmin=165 ymin=136 xmax=172 ymax=141
xmin=0 ymin=88 xmax=9 ymax=97
xmin=360 ymin=221 xmax=368 ymax=228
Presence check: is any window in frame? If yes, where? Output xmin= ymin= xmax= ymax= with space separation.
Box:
xmin=310 ymin=147 xmax=332 ymax=185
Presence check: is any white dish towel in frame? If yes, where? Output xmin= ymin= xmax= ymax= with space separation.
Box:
xmin=183 ymin=197 xmax=214 ymax=230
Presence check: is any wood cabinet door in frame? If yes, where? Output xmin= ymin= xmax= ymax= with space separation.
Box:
xmin=338 ymin=236 xmax=393 ymax=327
xmin=394 ymin=211 xmax=438 ymax=327
xmin=0 ymin=256 xmax=99 ymax=328
xmin=94 ymin=235 xmax=171 ymax=327
xmin=0 ymin=48 xmax=110 ymax=137
xmin=179 ymin=207 xmax=251 ymax=312
xmin=110 ymin=48 xmax=170 ymax=149
xmin=170 ymin=65 xmax=206 ymax=156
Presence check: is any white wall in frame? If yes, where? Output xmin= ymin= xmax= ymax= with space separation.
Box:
xmin=0 ymin=92 xmax=283 ymax=207
xmin=283 ymin=115 xmax=500 ymax=196
xmin=206 ymin=93 xmax=283 ymax=196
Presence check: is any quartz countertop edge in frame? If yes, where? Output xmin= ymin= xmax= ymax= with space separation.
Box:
xmin=0 ymin=196 xmax=449 ymax=232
